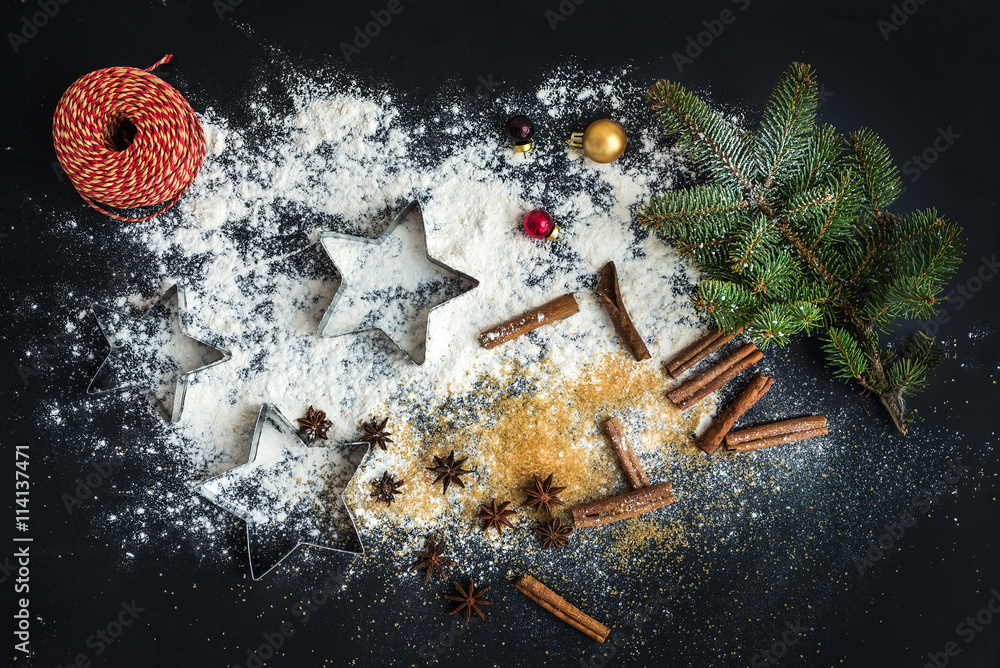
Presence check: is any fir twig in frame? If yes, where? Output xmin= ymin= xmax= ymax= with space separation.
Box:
xmin=642 ymin=63 xmax=965 ymax=434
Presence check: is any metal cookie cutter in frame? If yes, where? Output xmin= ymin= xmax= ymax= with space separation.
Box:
xmin=197 ymin=403 xmax=372 ymax=580
xmin=317 ymin=200 xmax=480 ymax=365
xmin=88 ymin=283 xmax=231 ymax=423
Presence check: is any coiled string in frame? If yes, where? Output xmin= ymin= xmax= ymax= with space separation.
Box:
xmin=52 ymin=55 xmax=206 ymax=222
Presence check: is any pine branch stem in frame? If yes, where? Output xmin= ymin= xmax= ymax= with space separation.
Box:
xmin=861 ymin=302 xmax=892 ymax=332
xmin=855 ymin=331 xmax=908 ymax=434
xmin=810 ymin=181 xmax=847 ymax=251
xmin=784 ymin=192 xmax=831 ymax=217
xmin=774 ymin=217 xmax=837 ymax=285
xmin=656 ymin=95 xmax=755 ymax=191
xmin=641 ymin=202 xmax=749 ymax=226
xmin=675 ymin=237 xmax=736 ymax=258
xmin=881 ymin=216 xmax=943 ymax=249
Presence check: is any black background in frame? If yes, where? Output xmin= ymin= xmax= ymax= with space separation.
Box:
xmin=2 ymin=1 xmax=999 ymax=666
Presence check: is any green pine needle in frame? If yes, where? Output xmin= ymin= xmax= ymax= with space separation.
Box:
xmin=643 ymin=63 xmax=966 ymax=433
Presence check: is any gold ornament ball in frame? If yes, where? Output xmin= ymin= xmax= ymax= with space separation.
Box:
xmin=581 ymin=119 xmax=627 ymax=163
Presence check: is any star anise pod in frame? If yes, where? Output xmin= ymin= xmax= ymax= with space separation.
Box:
xmin=426 ymin=451 xmax=472 ymax=494
xmin=444 ymin=579 xmax=491 ymax=624
xmin=410 ymin=535 xmax=456 ymax=583
xmin=521 ymin=473 xmax=567 ymax=515
xmin=360 ymin=416 xmax=393 ymax=451
xmin=475 ymin=498 xmax=516 ymax=534
xmin=296 ymin=405 xmax=333 ymax=443
xmin=369 ymin=471 xmax=405 ymax=506
xmin=536 ymin=517 xmax=573 ymax=549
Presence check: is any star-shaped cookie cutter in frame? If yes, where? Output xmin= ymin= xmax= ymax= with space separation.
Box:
xmin=87 ymin=284 xmax=231 ymax=423
xmin=197 ymin=403 xmax=373 ymax=580
xmin=317 ymin=200 xmax=479 ymax=365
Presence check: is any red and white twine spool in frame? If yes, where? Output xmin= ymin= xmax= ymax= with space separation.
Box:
xmin=52 ymin=54 xmax=206 ymax=222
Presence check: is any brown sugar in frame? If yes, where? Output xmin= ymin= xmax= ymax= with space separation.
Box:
xmin=344 ymin=352 xmax=712 ymax=552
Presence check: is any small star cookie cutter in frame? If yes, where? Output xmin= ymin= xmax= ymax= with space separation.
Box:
xmin=197 ymin=403 xmax=373 ymax=580
xmin=317 ymin=200 xmax=480 ymax=365
xmin=87 ymin=283 xmax=231 ymax=423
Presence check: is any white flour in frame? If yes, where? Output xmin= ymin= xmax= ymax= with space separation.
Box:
xmin=134 ymin=72 xmax=700 ymax=481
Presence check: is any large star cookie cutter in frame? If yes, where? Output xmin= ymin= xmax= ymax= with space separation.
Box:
xmin=88 ymin=284 xmax=231 ymax=423
xmin=317 ymin=200 xmax=479 ymax=365
xmin=197 ymin=403 xmax=372 ymax=580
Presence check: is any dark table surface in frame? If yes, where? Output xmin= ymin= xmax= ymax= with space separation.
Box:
xmin=2 ymin=1 xmax=999 ymax=666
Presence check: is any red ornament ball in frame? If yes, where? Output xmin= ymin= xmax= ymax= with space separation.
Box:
xmin=523 ymin=209 xmax=558 ymax=240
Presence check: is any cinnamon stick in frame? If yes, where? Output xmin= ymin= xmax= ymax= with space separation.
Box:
xmin=515 ymin=574 xmax=610 ymax=643
xmin=727 ymin=426 xmax=828 ymax=452
xmin=664 ymin=326 xmax=743 ymax=378
xmin=478 ymin=293 xmax=579 ymax=349
xmin=664 ymin=329 xmax=721 ymax=377
xmin=596 ymin=261 xmax=650 ymax=361
xmin=570 ymin=481 xmax=675 ymax=528
xmin=696 ymin=373 xmax=773 ymax=455
xmin=601 ymin=417 xmax=650 ymax=489
xmin=676 ymin=349 xmax=762 ymax=409
xmin=724 ymin=415 xmax=828 ymax=447
xmin=667 ymin=342 xmax=758 ymax=405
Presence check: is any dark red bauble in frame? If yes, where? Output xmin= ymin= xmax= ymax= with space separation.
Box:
xmin=523 ymin=209 xmax=557 ymax=239
xmin=505 ymin=115 xmax=534 ymax=141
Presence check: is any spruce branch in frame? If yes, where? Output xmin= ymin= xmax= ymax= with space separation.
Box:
xmin=645 ymin=80 xmax=756 ymax=191
xmin=638 ymin=184 xmax=748 ymax=230
xmin=643 ymin=63 xmax=966 ymax=434
xmin=781 ymin=124 xmax=845 ymax=195
xmin=756 ymin=62 xmax=818 ymax=187
xmin=847 ymin=128 xmax=901 ymax=215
